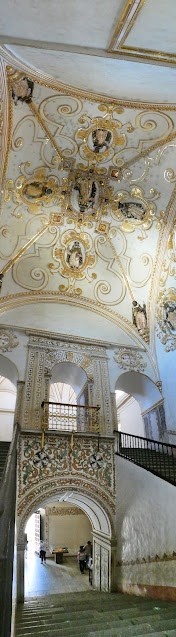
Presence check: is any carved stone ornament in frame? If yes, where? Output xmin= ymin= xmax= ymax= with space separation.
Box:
xmin=0 ymin=329 xmax=18 ymax=352
xmin=157 ymin=287 xmax=176 ymax=351
xmin=113 ymin=348 xmax=147 ymax=372
xmin=49 ymin=229 xmax=96 ymax=294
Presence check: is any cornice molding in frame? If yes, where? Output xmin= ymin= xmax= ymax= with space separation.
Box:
xmin=1 ymin=47 xmax=176 ymax=110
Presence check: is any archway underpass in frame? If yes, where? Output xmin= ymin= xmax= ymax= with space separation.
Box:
xmin=18 ymin=490 xmax=115 ymax=601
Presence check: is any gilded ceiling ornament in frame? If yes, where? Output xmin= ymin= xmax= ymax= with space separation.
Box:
xmin=4 ymin=165 xmax=60 ymax=217
xmin=113 ymin=348 xmax=147 ymax=373
xmin=76 ymin=113 xmax=126 ymax=164
xmin=132 ymin=300 xmax=149 ymax=343
xmin=49 ymin=229 xmax=96 ymax=294
xmin=9 ymin=69 xmax=34 ymax=105
xmin=156 ymin=288 xmax=176 ymax=351
xmin=59 ymin=166 xmax=111 ymax=222
xmin=110 ymin=185 xmax=160 ymax=236
xmin=0 ymin=329 xmax=18 ymax=352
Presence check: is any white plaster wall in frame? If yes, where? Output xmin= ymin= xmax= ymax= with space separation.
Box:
xmin=116 ymin=456 xmax=176 ymax=566
xmin=48 ymin=512 xmax=92 ymax=554
xmin=116 ymin=395 xmax=145 ymax=437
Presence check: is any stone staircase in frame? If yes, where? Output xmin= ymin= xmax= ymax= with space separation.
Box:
xmin=0 ymin=441 xmax=10 ymax=482
xmin=15 ymin=591 xmax=176 ymax=637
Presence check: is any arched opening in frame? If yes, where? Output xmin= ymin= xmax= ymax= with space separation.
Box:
xmin=0 ymin=356 xmax=18 ymax=441
xmin=48 ymin=362 xmax=89 ymax=432
xmin=24 ymin=500 xmax=93 ymax=596
xmin=17 ymin=488 xmax=114 ymax=601
xmin=115 ymin=371 xmax=165 ymax=440
xmin=0 ymin=376 xmax=17 ymax=441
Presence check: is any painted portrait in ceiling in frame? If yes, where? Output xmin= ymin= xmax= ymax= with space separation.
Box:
xmin=70 ymin=173 xmax=100 ymax=217
xmin=66 ymin=241 xmax=84 ymax=270
xmin=118 ymin=200 xmax=146 ymax=221
xmin=91 ymin=128 xmax=112 ymax=154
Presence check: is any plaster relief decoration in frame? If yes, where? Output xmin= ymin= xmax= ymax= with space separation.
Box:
xmin=47 ymin=506 xmax=84 ymax=515
xmin=49 ymin=228 xmax=96 ymax=295
xmin=157 ymin=288 xmax=176 ymax=351
xmin=59 ymin=166 xmax=111 ymax=222
xmin=110 ymin=185 xmax=160 ymax=237
xmin=75 ymin=104 xmax=127 ymax=164
xmin=132 ymin=300 xmax=149 ymax=343
xmin=113 ymin=348 xmax=147 ymax=372
xmin=4 ymin=165 xmax=60 ymax=218
xmin=0 ymin=328 xmax=18 ymax=352
xmin=11 ymin=74 xmax=34 ymax=105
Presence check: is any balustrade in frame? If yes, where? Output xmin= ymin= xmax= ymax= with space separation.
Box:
xmin=41 ymin=401 xmax=100 ymax=436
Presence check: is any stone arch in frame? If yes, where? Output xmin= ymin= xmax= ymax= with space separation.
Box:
xmin=115 ymin=370 xmax=161 ymax=413
xmin=17 ymin=479 xmax=116 ymax=600
xmin=0 ymin=353 xmax=19 ymax=386
xmin=115 ymin=370 xmax=165 ymax=439
xmin=50 ymin=361 xmax=88 ymax=395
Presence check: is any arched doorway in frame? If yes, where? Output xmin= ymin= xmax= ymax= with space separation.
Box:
xmin=0 ymin=355 xmax=18 ymax=441
xmin=17 ymin=488 xmax=115 ymax=601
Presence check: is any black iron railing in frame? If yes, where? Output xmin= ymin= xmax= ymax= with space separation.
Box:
xmin=115 ymin=430 xmax=176 ymax=486
xmin=0 ymin=423 xmax=19 ymax=637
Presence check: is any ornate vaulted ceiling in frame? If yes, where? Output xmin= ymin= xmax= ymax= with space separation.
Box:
xmin=0 ymin=1 xmax=176 ymax=358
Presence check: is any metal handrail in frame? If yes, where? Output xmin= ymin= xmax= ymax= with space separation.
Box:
xmin=114 ymin=430 xmax=176 ymax=448
xmin=114 ymin=430 xmax=176 ymax=486
xmin=0 ymin=422 xmax=19 ymax=637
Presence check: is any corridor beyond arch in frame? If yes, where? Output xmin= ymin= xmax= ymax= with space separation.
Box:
xmin=17 ymin=486 xmax=115 ymax=601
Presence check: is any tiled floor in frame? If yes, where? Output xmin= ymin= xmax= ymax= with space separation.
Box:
xmin=25 ymin=546 xmax=90 ymax=598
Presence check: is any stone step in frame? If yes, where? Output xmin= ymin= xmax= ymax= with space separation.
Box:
xmin=15 ymin=616 xmax=176 ymax=637
xmin=15 ymin=620 xmax=157 ymax=637
xmin=16 ymin=608 xmax=176 ymax=628
xmin=16 ymin=605 xmax=176 ymax=622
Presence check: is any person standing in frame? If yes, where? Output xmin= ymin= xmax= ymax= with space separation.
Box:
xmin=84 ymin=540 xmax=92 ymax=569
xmin=77 ymin=545 xmax=86 ymax=574
xmin=40 ymin=539 xmax=46 ymax=564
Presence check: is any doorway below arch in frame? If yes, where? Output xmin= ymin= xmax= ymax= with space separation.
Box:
xmin=17 ymin=487 xmax=115 ymax=601
xmin=24 ymin=502 xmax=92 ymax=597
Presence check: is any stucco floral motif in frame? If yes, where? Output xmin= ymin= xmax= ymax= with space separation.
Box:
xmin=0 ymin=329 xmax=18 ymax=352
xmin=113 ymin=348 xmax=147 ymax=372
xmin=156 ymin=287 xmax=176 ymax=351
